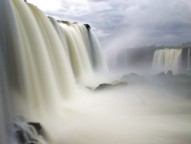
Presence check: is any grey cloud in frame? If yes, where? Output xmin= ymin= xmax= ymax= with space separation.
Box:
xmin=104 ymin=0 xmax=191 ymax=48
xmin=44 ymin=0 xmax=191 ymax=49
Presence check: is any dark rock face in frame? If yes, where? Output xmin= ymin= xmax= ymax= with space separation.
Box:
xmin=167 ymin=70 xmax=173 ymax=76
xmin=28 ymin=122 xmax=43 ymax=136
xmin=95 ymin=81 xmax=127 ymax=90
xmin=181 ymin=48 xmax=191 ymax=70
xmin=14 ymin=124 xmax=39 ymax=144
xmin=13 ymin=117 xmax=45 ymax=144
xmin=156 ymin=72 xmax=166 ymax=77
xmin=95 ymin=83 xmax=113 ymax=90
xmin=121 ymin=73 xmax=139 ymax=80
xmin=120 ymin=73 xmax=146 ymax=84
xmin=15 ymin=129 xmax=39 ymax=144
xmin=15 ymin=129 xmax=29 ymax=143
xmin=84 ymin=24 xmax=91 ymax=30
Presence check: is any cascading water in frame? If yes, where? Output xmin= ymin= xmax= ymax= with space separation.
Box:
xmin=1 ymin=0 xmax=106 ymax=143
xmin=11 ymin=0 xmax=77 ymax=117
xmin=152 ymin=48 xmax=182 ymax=74
xmin=50 ymin=19 xmax=106 ymax=82
xmin=0 ymin=0 xmax=22 ymax=143
xmin=57 ymin=22 xmax=93 ymax=82
xmin=10 ymin=0 xmax=105 ymax=115
xmin=88 ymin=30 xmax=107 ymax=71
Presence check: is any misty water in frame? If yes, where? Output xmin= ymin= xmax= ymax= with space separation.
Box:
xmin=41 ymin=74 xmax=191 ymax=144
xmin=0 ymin=0 xmax=191 ymax=144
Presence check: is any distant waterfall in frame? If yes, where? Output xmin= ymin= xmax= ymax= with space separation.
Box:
xmin=188 ymin=48 xmax=191 ymax=71
xmin=152 ymin=48 xmax=182 ymax=74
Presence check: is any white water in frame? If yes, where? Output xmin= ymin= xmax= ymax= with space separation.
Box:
xmin=1 ymin=0 xmax=191 ymax=144
xmin=152 ymin=48 xmax=182 ymax=74
xmin=49 ymin=18 xmax=106 ymax=83
xmin=58 ymin=22 xmax=93 ymax=82
xmin=12 ymin=0 xmax=74 ymax=117
xmin=9 ymin=0 xmax=106 ymax=117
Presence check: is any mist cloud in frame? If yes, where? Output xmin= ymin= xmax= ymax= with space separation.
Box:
xmin=32 ymin=0 xmax=191 ymax=49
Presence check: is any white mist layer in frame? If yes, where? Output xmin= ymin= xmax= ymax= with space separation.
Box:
xmin=152 ymin=48 xmax=182 ymax=74
xmin=36 ymin=81 xmax=191 ymax=144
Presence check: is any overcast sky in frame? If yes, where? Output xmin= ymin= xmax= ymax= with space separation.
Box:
xmin=27 ymin=0 xmax=191 ymax=49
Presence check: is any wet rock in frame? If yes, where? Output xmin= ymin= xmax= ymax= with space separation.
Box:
xmin=120 ymin=73 xmax=146 ymax=84
xmin=121 ymin=73 xmax=140 ymax=80
xmin=84 ymin=24 xmax=91 ymax=30
xmin=156 ymin=72 xmax=166 ymax=77
xmin=95 ymin=83 xmax=113 ymax=90
xmin=28 ymin=122 xmax=43 ymax=136
xmin=15 ymin=129 xmax=29 ymax=144
xmin=167 ymin=70 xmax=173 ymax=76
xmin=13 ymin=116 xmax=45 ymax=144
xmin=95 ymin=81 xmax=127 ymax=90
xmin=14 ymin=124 xmax=39 ymax=144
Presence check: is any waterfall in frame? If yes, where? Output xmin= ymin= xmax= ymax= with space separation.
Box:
xmin=0 ymin=0 xmax=22 ymax=143
xmin=0 ymin=0 xmax=106 ymax=142
xmin=11 ymin=0 xmax=78 ymax=116
xmin=88 ymin=30 xmax=107 ymax=71
xmin=57 ymin=22 xmax=93 ymax=82
xmin=49 ymin=19 xmax=106 ymax=82
xmin=9 ymin=0 xmax=105 ymax=115
xmin=152 ymin=48 xmax=182 ymax=74
xmin=188 ymin=48 xmax=191 ymax=71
